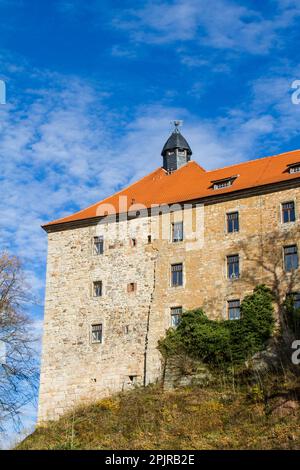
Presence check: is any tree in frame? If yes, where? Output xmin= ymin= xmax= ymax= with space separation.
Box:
xmin=0 ymin=252 xmax=38 ymax=432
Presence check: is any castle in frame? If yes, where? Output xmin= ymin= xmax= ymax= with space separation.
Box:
xmin=38 ymin=124 xmax=300 ymax=422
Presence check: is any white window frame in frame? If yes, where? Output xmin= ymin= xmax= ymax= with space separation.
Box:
xmin=171 ymin=221 xmax=184 ymax=243
xmin=280 ymin=200 xmax=297 ymax=225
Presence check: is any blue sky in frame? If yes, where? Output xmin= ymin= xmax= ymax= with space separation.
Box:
xmin=1 ymin=0 xmax=300 ymax=447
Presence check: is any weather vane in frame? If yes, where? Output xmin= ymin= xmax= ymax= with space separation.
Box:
xmin=171 ymin=120 xmax=183 ymax=132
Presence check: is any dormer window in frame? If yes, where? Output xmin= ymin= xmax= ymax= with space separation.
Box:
xmin=287 ymin=162 xmax=300 ymax=174
xmin=212 ymin=175 xmax=238 ymax=190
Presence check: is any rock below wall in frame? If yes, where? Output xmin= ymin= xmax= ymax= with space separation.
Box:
xmin=162 ymin=355 xmax=213 ymax=390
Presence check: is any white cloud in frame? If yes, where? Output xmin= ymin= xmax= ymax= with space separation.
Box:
xmin=2 ymin=45 xmax=300 ymax=447
xmin=1 ymin=49 xmax=299 ymax=321
xmin=111 ymin=45 xmax=137 ymax=59
xmin=111 ymin=0 xmax=300 ymax=56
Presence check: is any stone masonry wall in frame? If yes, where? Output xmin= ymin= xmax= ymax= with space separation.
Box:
xmin=38 ymin=186 xmax=300 ymax=422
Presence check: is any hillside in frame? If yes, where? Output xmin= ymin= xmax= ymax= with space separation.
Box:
xmin=18 ymin=378 xmax=300 ymax=450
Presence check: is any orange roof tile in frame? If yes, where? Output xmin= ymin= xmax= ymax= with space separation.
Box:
xmin=43 ymin=149 xmax=300 ymax=229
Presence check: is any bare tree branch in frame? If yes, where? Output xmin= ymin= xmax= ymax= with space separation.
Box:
xmin=0 ymin=252 xmax=38 ymax=433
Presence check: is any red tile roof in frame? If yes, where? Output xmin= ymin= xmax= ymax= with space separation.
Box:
xmin=43 ymin=149 xmax=300 ymax=228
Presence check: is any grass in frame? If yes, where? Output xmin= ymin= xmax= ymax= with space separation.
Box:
xmin=17 ymin=373 xmax=300 ymax=450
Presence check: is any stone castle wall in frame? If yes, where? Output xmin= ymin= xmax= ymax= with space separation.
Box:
xmin=38 ymin=186 xmax=300 ymax=422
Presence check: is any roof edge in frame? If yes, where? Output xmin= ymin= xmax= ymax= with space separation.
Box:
xmin=42 ymin=176 xmax=300 ymax=233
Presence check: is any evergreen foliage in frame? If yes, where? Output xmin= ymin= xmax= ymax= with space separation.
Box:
xmin=158 ymin=285 xmax=275 ymax=368
xmin=283 ymin=294 xmax=300 ymax=336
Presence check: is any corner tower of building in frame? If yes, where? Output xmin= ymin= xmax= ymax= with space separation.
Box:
xmin=161 ymin=121 xmax=192 ymax=173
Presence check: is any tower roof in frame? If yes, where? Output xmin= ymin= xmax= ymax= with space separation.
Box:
xmin=161 ymin=129 xmax=192 ymax=157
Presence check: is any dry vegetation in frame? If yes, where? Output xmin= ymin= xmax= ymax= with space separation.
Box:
xmin=17 ymin=370 xmax=300 ymax=450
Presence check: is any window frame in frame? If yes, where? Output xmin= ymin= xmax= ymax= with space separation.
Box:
xmin=93 ymin=236 xmax=104 ymax=255
xmin=171 ymin=263 xmax=184 ymax=287
xmin=283 ymin=245 xmax=299 ymax=272
xmin=227 ymin=254 xmax=240 ymax=280
xmin=171 ymin=221 xmax=184 ymax=243
xmin=93 ymin=280 xmax=103 ymax=298
xmin=226 ymin=211 xmax=239 ymax=233
xmin=170 ymin=306 xmax=183 ymax=327
xmin=288 ymin=163 xmax=300 ymax=174
xmin=91 ymin=323 xmax=103 ymax=344
xmin=227 ymin=299 xmax=241 ymax=320
xmin=281 ymin=201 xmax=296 ymax=224
xmin=213 ymin=179 xmax=232 ymax=190
xmin=212 ymin=175 xmax=238 ymax=190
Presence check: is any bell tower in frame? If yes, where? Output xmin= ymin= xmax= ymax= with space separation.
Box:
xmin=161 ymin=121 xmax=192 ymax=173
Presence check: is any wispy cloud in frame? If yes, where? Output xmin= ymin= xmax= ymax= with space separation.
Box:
xmin=111 ymin=44 xmax=137 ymax=59
xmin=112 ymin=0 xmax=300 ymax=55
xmin=1 ymin=58 xmax=300 ymax=295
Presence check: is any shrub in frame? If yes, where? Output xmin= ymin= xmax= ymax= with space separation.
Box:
xmin=283 ymin=294 xmax=300 ymax=336
xmin=158 ymin=285 xmax=275 ymax=369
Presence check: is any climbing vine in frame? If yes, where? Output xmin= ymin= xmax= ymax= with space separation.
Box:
xmin=158 ymin=285 xmax=275 ymax=368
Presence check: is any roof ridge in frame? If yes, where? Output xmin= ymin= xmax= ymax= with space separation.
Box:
xmin=206 ymin=148 xmax=300 ymax=174
xmin=179 ymin=160 xmax=206 ymax=172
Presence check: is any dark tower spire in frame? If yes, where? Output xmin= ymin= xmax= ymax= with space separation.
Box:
xmin=161 ymin=121 xmax=192 ymax=173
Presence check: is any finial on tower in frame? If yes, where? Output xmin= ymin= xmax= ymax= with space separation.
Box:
xmin=172 ymin=120 xmax=183 ymax=133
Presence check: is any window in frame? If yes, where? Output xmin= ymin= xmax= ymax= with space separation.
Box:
xmin=93 ymin=236 xmax=104 ymax=255
xmin=130 ymin=238 xmax=137 ymax=247
xmin=287 ymin=292 xmax=300 ymax=310
xmin=93 ymin=281 xmax=102 ymax=297
xmin=294 ymin=293 xmax=300 ymax=309
xmin=91 ymin=324 xmax=102 ymax=343
xmin=212 ymin=175 xmax=238 ymax=190
xmin=227 ymin=212 xmax=239 ymax=233
xmin=227 ymin=255 xmax=239 ymax=279
xmin=148 ymin=235 xmax=152 ymax=244
xmin=128 ymin=375 xmax=138 ymax=385
xmin=171 ymin=263 xmax=183 ymax=287
xmin=172 ymin=221 xmax=183 ymax=242
xmin=228 ymin=300 xmax=241 ymax=320
xmin=124 ymin=325 xmax=130 ymax=334
xmin=284 ymin=245 xmax=298 ymax=272
xmin=213 ymin=180 xmax=232 ymax=190
xmin=171 ymin=307 xmax=182 ymax=327
xmin=282 ymin=202 xmax=296 ymax=223
xmin=288 ymin=163 xmax=300 ymax=174
xmin=127 ymin=282 xmax=137 ymax=293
